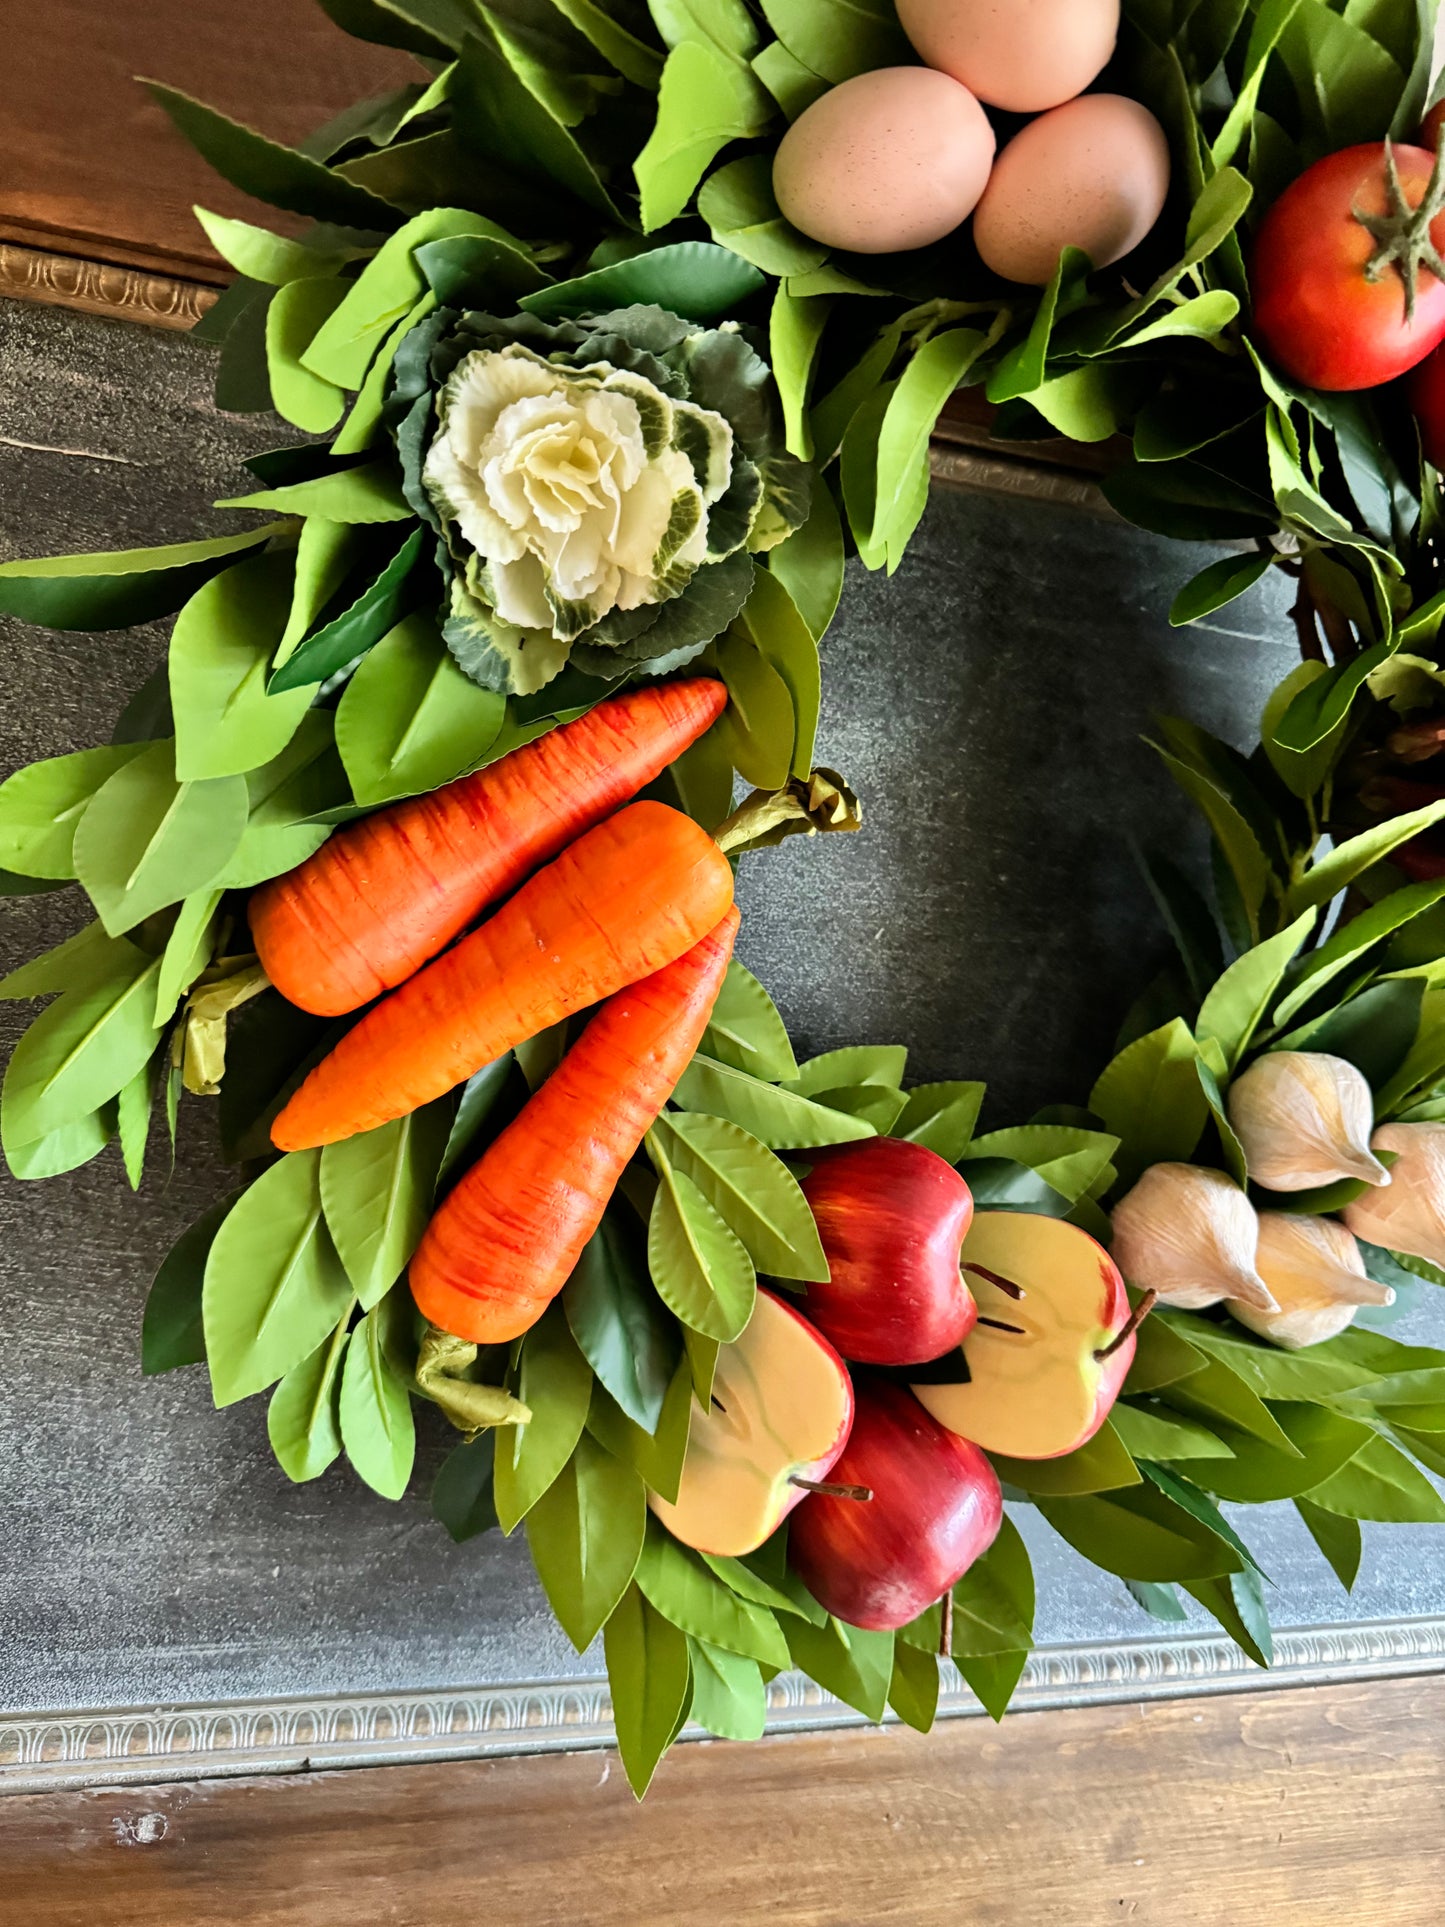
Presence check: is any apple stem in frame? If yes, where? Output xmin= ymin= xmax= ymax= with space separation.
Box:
xmin=964 ymin=1263 xmax=1026 ymax=1300
xmin=1094 ymin=1290 xmax=1158 ymax=1361
xmin=976 ymin=1316 xmax=1027 ymax=1335
xmin=939 ymin=1590 xmax=954 ymax=1661
xmin=788 ymin=1476 xmax=874 ymax=1502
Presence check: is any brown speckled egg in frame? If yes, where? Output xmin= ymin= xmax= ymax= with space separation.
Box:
xmin=972 ymin=93 xmax=1170 ymax=286
xmin=898 ymin=0 xmax=1119 ymax=115
xmin=773 ymin=68 xmax=996 ymax=256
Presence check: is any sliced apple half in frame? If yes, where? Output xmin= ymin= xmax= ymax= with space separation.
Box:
xmin=913 ymin=1211 xmax=1140 ymax=1460
xmin=649 ymin=1288 xmax=854 ymax=1557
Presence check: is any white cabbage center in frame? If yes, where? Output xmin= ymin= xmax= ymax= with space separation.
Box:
xmin=423 ymin=342 xmax=733 ymax=639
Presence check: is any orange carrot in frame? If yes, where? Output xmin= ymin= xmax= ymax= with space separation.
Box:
xmin=251 ymin=678 xmax=727 ymax=1016
xmin=411 ymin=906 xmax=739 ymax=1344
xmin=271 ymin=802 xmax=734 ymax=1151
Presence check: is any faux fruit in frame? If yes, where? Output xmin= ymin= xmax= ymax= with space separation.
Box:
xmin=1109 ymin=1162 xmax=1275 ymax=1311
xmin=897 ymin=0 xmax=1119 ymax=115
xmin=1409 ymin=340 xmax=1445 ymax=468
xmin=649 ymin=1288 xmax=855 ymax=1558
xmin=913 ymin=1211 xmax=1144 ymax=1458
xmin=1345 ymin=1121 xmax=1445 ymax=1271
xmin=972 ymin=93 xmax=1170 ymax=286
xmin=1252 ymin=142 xmax=1445 ymax=391
xmin=1231 ymin=1213 xmax=1392 ymax=1351
xmin=789 ymin=1380 xmax=1002 ymax=1632
xmin=799 ymin=1138 xmax=976 ymax=1365
xmin=1227 ymin=1050 xmax=1389 ymax=1193
xmin=772 ymin=67 xmax=995 ymax=255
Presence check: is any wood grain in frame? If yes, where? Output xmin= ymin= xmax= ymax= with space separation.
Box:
xmin=0 ymin=0 xmax=415 ymax=279
xmin=7 ymin=1677 xmax=1444 ymax=1926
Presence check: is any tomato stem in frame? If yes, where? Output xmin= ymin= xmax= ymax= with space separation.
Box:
xmin=1354 ymin=138 xmax=1445 ymax=323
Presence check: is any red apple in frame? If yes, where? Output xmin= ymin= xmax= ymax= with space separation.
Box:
xmin=914 ymin=1211 xmax=1144 ymax=1459
xmin=789 ymin=1380 xmax=1002 ymax=1631
xmin=649 ymin=1288 xmax=855 ymax=1557
xmin=799 ymin=1138 xmax=976 ymax=1365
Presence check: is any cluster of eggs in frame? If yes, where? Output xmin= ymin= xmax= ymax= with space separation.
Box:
xmin=772 ymin=0 xmax=1171 ymax=286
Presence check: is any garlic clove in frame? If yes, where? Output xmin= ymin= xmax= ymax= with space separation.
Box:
xmin=1227 ymin=1050 xmax=1389 ymax=1193
xmin=1345 ymin=1121 xmax=1445 ymax=1271
xmin=1230 ymin=1213 xmax=1392 ymax=1350
xmin=1109 ymin=1162 xmax=1277 ymax=1312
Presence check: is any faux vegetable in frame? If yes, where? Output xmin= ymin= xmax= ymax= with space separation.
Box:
xmin=1252 ymin=142 xmax=1445 ymax=391
xmin=410 ymin=905 xmax=740 ymax=1343
xmin=271 ymin=803 xmax=735 ymax=1150
xmin=251 ymin=678 xmax=727 ymax=1016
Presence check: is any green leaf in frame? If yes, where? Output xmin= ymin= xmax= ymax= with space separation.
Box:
xmin=142 ymin=1193 xmax=238 ymax=1376
xmin=202 ymin=1150 xmax=356 ymax=1407
xmin=649 ymin=1112 xmax=826 ymax=1281
xmin=964 ymin=1124 xmax=1118 ymax=1205
xmin=951 ymin=1514 xmax=1035 ymax=1655
xmin=436 ymin=1054 xmax=526 ymax=1191
xmin=0 ymin=525 xmax=284 ymax=632
xmin=1305 ymin=1433 xmax=1445 ymax=1523
xmin=520 ymin=241 xmax=764 ymax=325
xmin=432 ymin=1433 xmax=501 ymax=1542
xmin=954 ymin=1650 xmax=1029 ymax=1721
xmin=671 ymin=1055 xmax=874 ymax=1149
xmin=699 ymin=962 xmax=798 ymax=1083
xmin=339 ymin=1298 xmax=416 ymax=1499
xmin=4 ymin=1107 xmax=115 ymax=1181
xmin=1124 ymin=1314 xmax=1208 ymax=1394
xmin=887 ymin=1640 xmax=940 ymax=1734
xmin=215 ymin=461 xmax=413 ymax=525
xmin=564 ymin=1212 xmax=681 ymax=1433
xmin=1152 ymin=748 xmax=1274 ymax=941
xmin=992 ymin=1419 xmax=1141 ymax=1496
xmin=1038 ymin=1482 xmax=1247 ymax=1583
xmin=792 ymin=1046 xmax=906 ymax=1096
xmin=647 ymin=1135 xmax=757 ymax=1340
xmin=1190 ymin=1402 xmax=1373 ymax=1503
xmin=527 ymin=1431 xmax=647 ymax=1651
xmin=769 ymin=283 xmax=829 ymax=463
xmin=334 ymin=294 xmax=438 ymax=454
xmin=1278 ymin=977 xmax=1425 ymax=1094
xmin=869 ymin=329 xmax=992 ymax=566
xmin=1184 ymin=1568 xmax=1273 ymax=1667
xmin=604 ymin=1584 xmax=692 ymax=1798
xmin=634 ymin=39 xmax=770 ymax=231
xmin=892 ymin=1081 xmax=985 ymax=1164
xmin=268 ymin=1311 xmax=350 ymax=1482
xmin=302 ymin=208 xmax=509 ymax=390
xmin=1183 ymin=1323 xmax=1380 ymax=1401
xmin=1088 ymin=1018 xmax=1209 ymax=1185
xmin=0 ymin=744 xmax=146 ymax=879
xmin=493 ymin=1305 xmax=594 ymax=1530
xmin=1169 ymin=552 xmax=1274 ymax=627
xmin=1295 ymin=1495 xmax=1361 ymax=1591
xmin=154 ymin=890 xmax=224 ymax=1024
xmin=636 ymin=1522 xmax=789 ymax=1667
xmin=1287 ymin=804 xmax=1445 ymax=917
xmin=689 ymin=1637 xmax=768 ymax=1740
xmin=145 ymin=81 xmax=401 ymax=229
xmin=266 ymin=276 xmax=347 ymax=433
xmin=710 ymin=627 xmax=795 ymax=790
xmin=699 ymin=153 xmax=824 ymax=279
xmin=1196 ymin=910 xmax=1316 ymax=1072
xmin=170 ymin=550 xmax=312 ymax=780
xmin=1111 ymin=1401 xmax=1235 ymax=1462
xmin=268 ymin=527 xmax=426 ymax=693
xmin=1 ymin=945 xmax=161 ymax=1148
xmin=588 ymin=1360 xmax=694 ymax=1504
xmin=116 ymin=1053 xmax=156 ymax=1189
xmin=758 ymin=0 xmax=910 ymax=81
xmin=768 ymin=476 xmax=843 ymax=641
xmin=73 ymin=742 xmax=249 ymax=937
xmin=1160 ymin=1350 xmax=1304 ymax=1457
xmin=731 ymin=567 xmax=820 ymax=780
xmin=1275 ymin=880 xmax=1445 ymax=1024
xmin=321 ymin=1105 xmax=451 ymax=1310
xmin=194 ymin=206 xmax=369 ymax=286
xmin=783 ymin=1615 xmax=894 ymax=1720
xmin=336 ymin=611 xmax=506 ymax=804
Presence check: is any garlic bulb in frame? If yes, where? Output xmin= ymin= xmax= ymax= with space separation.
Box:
xmin=1229 ymin=1213 xmax=1391 ymax=1350
xmin=1110 ymin=1163 xmax=1277 ymax=1311
xmin=1227 ymin=1051 xmax=1389 ymax=1192
xmin=1345 ymin=1121 xmax=1445 ymax=1270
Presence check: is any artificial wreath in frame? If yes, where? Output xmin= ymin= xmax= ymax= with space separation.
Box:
xmin=5 ymin=0 xmax=1445 ymax=1797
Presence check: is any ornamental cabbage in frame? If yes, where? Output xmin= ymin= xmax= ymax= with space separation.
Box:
xmin=391 ymin=304 xmax=809 ymax=695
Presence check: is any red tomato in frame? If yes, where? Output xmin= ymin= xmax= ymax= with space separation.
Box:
xmin=1410 ymin=342 xmax=1445 ymax=467
xmin=1252 ymin=142 xmax=1445 ymax=391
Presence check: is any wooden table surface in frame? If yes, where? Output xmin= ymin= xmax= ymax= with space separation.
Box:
xmin=9 ymin=1677 xmax=1445 ymax=1925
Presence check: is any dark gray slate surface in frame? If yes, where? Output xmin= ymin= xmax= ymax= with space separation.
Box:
xmin=2 ymin=300 xmax=1441 ymax=1718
